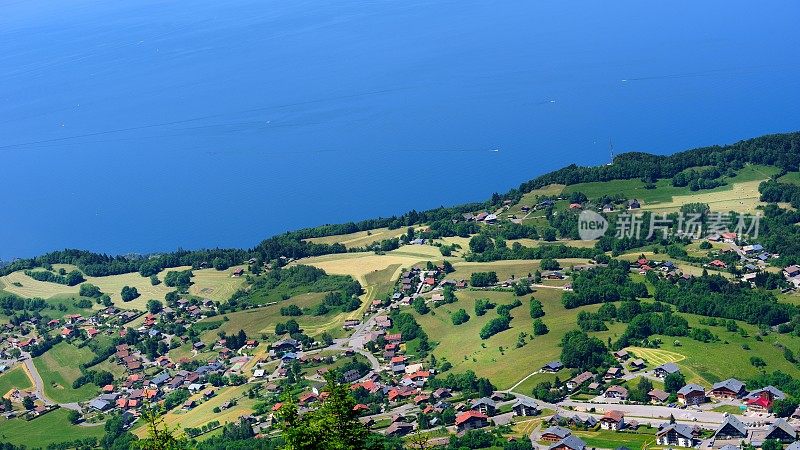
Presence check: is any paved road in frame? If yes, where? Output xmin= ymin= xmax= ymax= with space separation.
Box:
xmin=21 ymin=354 xmax=52 ymax=406
xmin=20 ymin=354 xmax=82 ymax=411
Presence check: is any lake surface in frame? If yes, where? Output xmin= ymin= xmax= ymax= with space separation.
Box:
xmin=2 ymin=0 xmax=799 ymax=259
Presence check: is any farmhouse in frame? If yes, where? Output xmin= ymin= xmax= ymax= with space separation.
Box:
xmin=709 ymin=378 xmax=746 ymax=400
xmin=714 ymin=414 xmax=747 ymax=440
xmin=542 ymin=361 xmax=564 ymax=373
xmin=548 ymin=435 xmax=586 ymax=450
xmin=455 ymin=410 xmax=489 ymax=432
xmin=648 ymin=389 xmax=669 ymax=403
xmin=656 ymin=423 xmax=697 ymax=447
xmin=471 ymin=397 xmax=496 ymax=415
xmin=541 ymin=426 xmax=571 ymax=443
xmin=604 ymin=385 xmax=628 ymax=400
xmin=746 ymin=386 xmax=786 ymax=413
xmin=653 ymin=362 xmax=679 ymax=378
xmin=677 ymin=384 xmax=705 ymax=406
xmin=507 ymin=398 xmax=537 ymax=417
xmin=566 ymin=371 xmax=593 ymax=390
xmin=762 ymin=418 xmax=797 ymax=443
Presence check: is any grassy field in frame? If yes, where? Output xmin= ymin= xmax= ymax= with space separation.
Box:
xmin=572 ymin=429 xmax=658 ymax=450
xmin=188 ymin=292 xmax=346 ymax=350
xmin=33 ymin=342 xmax=98 ymax=403
xmin=0 ymin=366 xmax=33 ymax=396
xmin=505 ymin=239 xmax=598 ymax=249
xmin=135 ymin=384 xmax=256 ymax=437
xmin=185 ymin=266 xmax=247 ymax=302
xmin=0 ymin=409 xmax=105 ymax=447
xmin=626 ymin=311 xmax=800 ymax=386
xmin=415 ymin=288 xmax=623 ymax=389
xmin=304 ymin=227 xmax=409 ymax=248
xmin=0 ymin=265 xmax=246 ymax=310
xmin=560 ymin=164 xmax=778 ymax=211
xmin=448 ymin=259 xmax=591 ymax=282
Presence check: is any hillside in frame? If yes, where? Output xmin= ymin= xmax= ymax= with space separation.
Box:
xmin=4 ymin=131 xmax=800 ymax=448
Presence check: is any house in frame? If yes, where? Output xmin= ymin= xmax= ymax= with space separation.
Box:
xmin=708 ymin=259 xmax=727 ymax=269
xmin=648 ymin=389 xmax=670 ymax=403
xmin=746 ymin=386 xmax=786 ymax=413
xmin=604 ymin=385 xmax=628 ymax=400
xmin=599 ymin=410 xmax=625 ymax=431
xmin=714 ymin=413 xmax=747 ymax=440
xmin=232 ymin=268 xmax=244 ymax=277
xmin=656 ymin=423 xmax=697 ymax=447
xmin=784 ymin=265 xmax=800 ymax=278
xmin=566 ymin=371 xmax=593 ymax=391
xmin=471 ymin=397 xmax=496 ymax=415
xmin=628 ymin=199 xmax=641 ymax=210
xmin=384 ymin=421 xmax=414 ymax=437
xmin=512 ymin=397 xmax=539 ymax=416
xmin=89 ymin=399 xmax=111 ymax=411
xmin=629 ymin=359 xmax=645 ymax=371
xmin=390 ymin=356 xmax=407 ymax=373
xmin=721 ymin=232 xmax=737 ymax=243
xmin=677 ymin=384 xmax=705 ymax=406
xmin=653 ymin=362 xmax=679 ymax=378
xmin=542 ymin=361 xmax=564 ymax=373
xmin=541 ymin=426 xmax=572 ymax=443
xmin=613 ymin=349 xmax=629 ymax=360
xmin=763 ymin=418 xmax=797 ymax=443
xmin=455 ymin=410 xmax=489 ymax=432
xmin=605 ymin=367 xmax=622 ymax=380
xmin=548 ymin=435 xmax=586 ymax=450
xmin=710 ymin=378 xmax=746 ymax=400
xmin=341 ymin=369 xmax=361 ymax=383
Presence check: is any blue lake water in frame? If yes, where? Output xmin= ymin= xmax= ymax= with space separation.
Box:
xmin=2 ymin=0 xmax=799 ymax=259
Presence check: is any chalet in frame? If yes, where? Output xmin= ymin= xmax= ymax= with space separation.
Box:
xmin=390 ymin=356 xmax=407 ymax=373
xmin=413 ymin=394 xmax=430 ymax=405
xmin=272 ymin=338 xmax=300 ymax=353
xmin=232 ymin=268 xmax=244 ymax=277
xmin=385 ymin=333 xmax=402 ymax=343
xmin=385 ymin=421 xmax=414 ymax=437
xmin=604 ymin=367 xmax=622 ymax=380
xmin=653 ymin=362 xmax=679 ymax=378
xmin=471 ymin=397 xmax=496 ymax=415
xmin=709 ymin=378 xmax=746 ymax=400
xmin=566 ymin=371 xmax=593 ymax=391
xmin=721 ymin=232 xmax=737 ymax=243
xmin=462 ymin=213 xmax=475 ymax=221
xmin=548 ymin=435 xmax=586 ymax=450
xmin=484 ymin=214 xmax=498 ymax=224
xmin=542 ymin=361 xmax=564 ymax=373
xmin=656 ymin=423 xmax=697 ymax=448
xmin=784 ymin=265 xmax=800 ymax=278
xmin=432 ymin=388 xmax=451 ymax=399
xmin=714 ymin=414 xmax=747 ymax=440
xmin=628 ymin=199 xmax=641 ymax=210
xmin=341 ymin=369 xmax=361 ymax=383
xmin=475 ymin=212 xmax=488 ymax=222
xmin=587 ymin=382 xmax=600 ymax=391
xmin=455 ymin=410 xmax=489 ymax=432
xmin=89 ymin=399 xmax=111 ymax=411
xmin=512 ymin=397 xmax=539 ymax=416
xmin=708 ymin=259 xmax=727 ymax=269
xmin=182 ymin=399 xmax=196 ymax=410
xmin=599 ymin=410 xmax=625 ymax=431
xmin=604 ymin=385 xmax=628 ymax=400
xmin=677 ymin=384 xmax=705 ymax=406
xmin=541 ymin=426 xmax=571 ymax=443
xmin=298 ymin=392 xmax=317 ymax=406
xmin=613 ymin=349 xmax=629 ymax=360
xmin=648 ymin=389 xmax=669 ymax=403
xmin=746 ymin=386 xmax=786 ymax=413
xmin=629 ymin=359 xmax=646 ymax=371
xmin=763 ymin=418 xmax=797 ymax=443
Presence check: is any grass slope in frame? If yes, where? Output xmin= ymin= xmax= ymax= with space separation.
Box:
xmin=0 ymin=366 xmax=33 ymax=396
xmin=33 ymin=342 xmax=98 ymax=403
xmin=0 ymin=409 xmax=105 ymax=447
